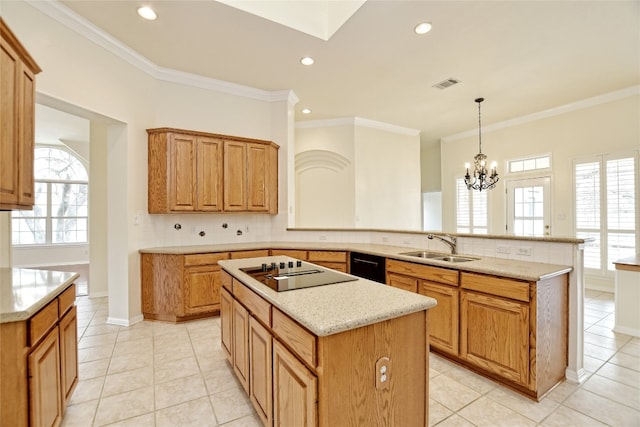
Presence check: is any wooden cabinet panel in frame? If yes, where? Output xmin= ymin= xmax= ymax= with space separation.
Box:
xmin=247 ymin=143 xmax=268 ymax=211
xmin=461 ymin=272 xmax=530 ymax=302
xmin=58 ymin=284 xmax=76 ymax=317
xmin=460 ymin=290 xmax=529 ymax=385
xmin=314 ymin=262 xmax=347 ymax=272
xmin=387 ymin=259 xmax=458 ymax=286
xmin=232 ymin=300 xmax=250 ymax=393
xmin=28 ymin=327 xmax=62 ymax=427
xmin=184 ymin=265 xmax=221 ymax=315
xmin=388 ymin=273 xmax=418 ymax=293
xmin=272 ymin=308 xmax=316 ymax=369
xmin=184 ymin=252 xmax=229 ymax=266
xmin=0 ymin=19 xmax=40 ymax=210
xmin=270 ymin=249 xmax=308 ymax=260
xmin=273 ymin=339 xmax=317 ymax=427
xmin=196 ymin=136 xmax=224 ymax=211
xmin=231 ymin=249 xmax=270 ymax=259
xmin=249 ymin=317 xmax=273 ymax=427
xmin=30 ymin=299 xmax=58 ymax=346
xmin=59 ymin=306 xmax=78 ymax=408
xmin=220 ymin=287 xmax=233 ymax=363
xmin=419 ymin=281 xmax=459 ymax=355
xmin=234 ymin=279 xmax=271 ymax=327
xmin=168 ymin=133 xmax=197 ymax=211
xmin=308 ymin=251 xmax=346 ymax=263
xmin=223 ymin=140 xmax=247 ymax=211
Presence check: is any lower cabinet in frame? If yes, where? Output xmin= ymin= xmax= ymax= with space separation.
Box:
xmin=249 ymin=317 xmax=273 ymax=427
xmin=28 ymin=326 xmax=63 ymax=427
xmin=419 ymin=281 xmax=459 ymax=356
xmin=232 ymin=299 xmax=250 ymax=393
xmin=272 ymin=339 xmax=317 ymax=427
xmin=0 ymin=283 xmax=77 ymax=427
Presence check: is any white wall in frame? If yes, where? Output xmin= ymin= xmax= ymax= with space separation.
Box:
xmin=441 ymin=91 xmax=640 ymax=236
xmin=2 ymin=1 xmax=292 ymax=324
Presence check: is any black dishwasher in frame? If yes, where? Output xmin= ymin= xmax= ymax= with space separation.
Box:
xmin=349 ymin=252 xmax=386 ymax=284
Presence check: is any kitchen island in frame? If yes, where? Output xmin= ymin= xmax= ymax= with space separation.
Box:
xmin=0 ymin=268 xmax=79 ymax=427
xmin=219 ymin=256 xmax=437 ymax=427
xmin=613 ymin=255 xmax=640 ymax=337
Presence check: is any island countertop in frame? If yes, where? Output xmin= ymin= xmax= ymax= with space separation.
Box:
xmin=0 ymin=268 xmax=79 ymax=323
xmin=140 ymin=241 xmax=572 ymax=282
xmin=219 ymin=256 xmax=437 ymax=336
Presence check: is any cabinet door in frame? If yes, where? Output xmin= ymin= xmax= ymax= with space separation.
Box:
xmin=59 ymin=306 xmax=78 ymax=408
xmin=388 ymin=273 xmax=418 ymax=293
xmin=168 ymin=133 xmax=197 ymax=211
xmin=28 ymin=327 xmax=62 ymax=427
xmin=0 ymin=35 xmax=20 ymax=206
xmin=220 ymin=287 xmax=233 ymax=363
xmin=247 ymin=143 xmax=269 ymax=212
xmin=232 ymin=300 xmax=250 ymax=393
xmin=419 ymin=281 xmax=459 ymax=355
xmin=184 ymin=265 xmax=221 ymax=315
xmin=223 ymin=140 xmax=247 ymax=211
xmin=249 ymin=317 xmax=272 ymax=427
xmin=18 ymin=62 xmax=35 ymax=205
xmin=273 ymin=340 xmax=317 ymax=427
xmin=196 ymin=137 xmax=223 ymax=211
xmin=460 ymin=290 xmax=530 ymax=385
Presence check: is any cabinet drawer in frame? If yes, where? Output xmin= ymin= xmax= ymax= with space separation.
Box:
xmin=388 ymin=273 xmax=418 ymax=293
xmin=234 ymin=279 xmax=271 ymax=326
xmin=58 ymin=284 xmax=76 ymax=317
xmin=272 ymin=308 xmax=316 ymax=368
xmin=461 ymin=272 xmax=530 ymax=302
xmin=231 ymin=250 xmax=270 ymax=259
xmin=387 ymin=259 xmax=458 ymax=286
xmin=184 ymin=252 xmax=229 ymax=266
xmin=221 ymin=270 xmax=233 ymax=291
xmin=270 ymin=249 xmax=308 ymax=260
xmin=30 ymin=299 xmax=59 ymax=346
xmin=314 ymin=262 xmax=347 ymax=272
xmin=308 ymin=251 xmax=346 ymax=263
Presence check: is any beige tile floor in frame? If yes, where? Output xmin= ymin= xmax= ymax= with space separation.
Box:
xmin=64 ymin=289 xmax=640 ymax=426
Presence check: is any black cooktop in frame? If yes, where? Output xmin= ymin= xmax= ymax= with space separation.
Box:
xmin=240 ymin=260 xmax=358 ymax=292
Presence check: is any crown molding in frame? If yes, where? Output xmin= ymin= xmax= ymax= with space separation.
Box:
xmin=296 ymin=116 xmax=420 ymax=137
xmin=26 ymin=0 xmax=286 ymax=103
xmin=443 ymin=85 xmax=640 ymax=142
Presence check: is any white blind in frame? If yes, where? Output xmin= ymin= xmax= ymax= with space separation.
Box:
xmin=575 ymin=162 xmax=600 ymax=229
xmin=606 ymin=157 xmax=636 ymax=270
xmin=456 ymin=178 xmax=488 ymax=234
xmin=456 ymin=179 xmax=470 ymax=232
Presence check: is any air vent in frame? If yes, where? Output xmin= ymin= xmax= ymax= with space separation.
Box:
xmin=432 ymin=78 xmax=461 ymax=90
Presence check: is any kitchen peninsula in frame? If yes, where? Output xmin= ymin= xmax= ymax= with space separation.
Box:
xmin=0 ymin=268 xmax=79 ymax=427
xmin=218 ymin=255 xmax=436 ymax=426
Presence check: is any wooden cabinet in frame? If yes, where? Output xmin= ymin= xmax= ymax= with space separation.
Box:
xmin=28 ymin=326 xmax=62 ymax=427
xmin=459 ymin=272 xmax=568 ymax=399
xmin=0 ymin=18 xmax=41 ymax=210
xmin=141 ymin=252 xmax=229 ymax=322
xmin=270 ymin=249 xmax=309 ymax=260
xmin=249 ymin=317 xmax=273 ymax=427
xmin=308 ymin=250 xmax=347 ymax=272
xmin=387 ymin=259 xmax=459 ymax=356
xmin=147 ymin=127 xmax=278 ymax=214
xmin=220 ymin=269 xmax=429 ymax=426
xmin=273 ymin=339 xmax=317 ymax=427
xmin=0 ymin=282 xmax=77 ymax=427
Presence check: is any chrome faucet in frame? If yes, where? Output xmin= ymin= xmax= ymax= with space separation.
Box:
xmin=427 ymin=234 xmax=458 ymax=255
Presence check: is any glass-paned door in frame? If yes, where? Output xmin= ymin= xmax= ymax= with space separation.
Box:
xmin=506 ymin=177 xmax=551 ymax=237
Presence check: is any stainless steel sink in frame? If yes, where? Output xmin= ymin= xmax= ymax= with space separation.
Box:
xmin=399 ymin=251 xmax=479 ymax=263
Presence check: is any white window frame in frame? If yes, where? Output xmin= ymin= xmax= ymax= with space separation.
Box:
xmin=507 ymin=153 xmax=552 ymax=174
xmin=574 ymin=151 xmax=639 ymax=276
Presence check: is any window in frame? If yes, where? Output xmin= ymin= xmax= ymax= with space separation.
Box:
xmin=12 ymin=147 xmax=88 ymax=245
xmin=575 ymin=153 xmax=637 ymax=273
xmin=508 ymin=154 xmax=551 ymax=173
xmin=456 ymin=178 xmax=487 ymax=234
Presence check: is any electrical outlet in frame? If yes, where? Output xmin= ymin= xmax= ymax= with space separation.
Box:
xmin=517 ymin=247 xmax=532 ymax=256
xmin=496 ymin=245 xmax=510 ymax=254
xmin=375 ymin=357 xmax=391 ymax=390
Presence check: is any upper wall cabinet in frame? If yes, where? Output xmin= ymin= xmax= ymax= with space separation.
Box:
xmin=148 ymin=128 xmax=278 ymax=214
xmin=0 ymin=18 xmax=41 ymax=211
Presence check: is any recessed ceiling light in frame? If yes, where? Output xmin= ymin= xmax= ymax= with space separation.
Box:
xmin=301 ymin=108 xmax=312 ymax=114
xmin=414 ymin=22 xmax=432 ymax=34
xmin=300 ymin=57 xmax=314 ymax=66
xmin=137 ymin=6 xmax=157 ymax=20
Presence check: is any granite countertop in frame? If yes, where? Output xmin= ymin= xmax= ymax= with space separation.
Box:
xmin=219 ymin=256 xmax=437 ymax=337
xmin=0 ymin=268 xmax=79 ymax=323
xmin=140 ymin=241 xmax=572 ymax=282
xmin=613 ymin=255 xmax=640 ymax=268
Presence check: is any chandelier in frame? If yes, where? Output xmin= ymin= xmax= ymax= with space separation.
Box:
xmin=464 ymin=97 xmax=499 ymax=191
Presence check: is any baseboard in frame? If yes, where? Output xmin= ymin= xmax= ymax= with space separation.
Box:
xmin=106 ymin=314 xmax=144 ymax=327
xmin=584 ymin=275 xmax=614 ymax=293
xmin=613 ymin=325 xmax=640 ymax=338
xmin=565 ymin=367 xmax=589 ymax=384
xmin=88 ymin=291 xmax=108 ymax=298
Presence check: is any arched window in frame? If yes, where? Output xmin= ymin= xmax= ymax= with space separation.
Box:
xmin=12 ymin=147 xmax=89 ymax=245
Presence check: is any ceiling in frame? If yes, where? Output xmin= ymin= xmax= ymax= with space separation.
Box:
xmin=55 ymin=0 xmax=639 ymax=147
